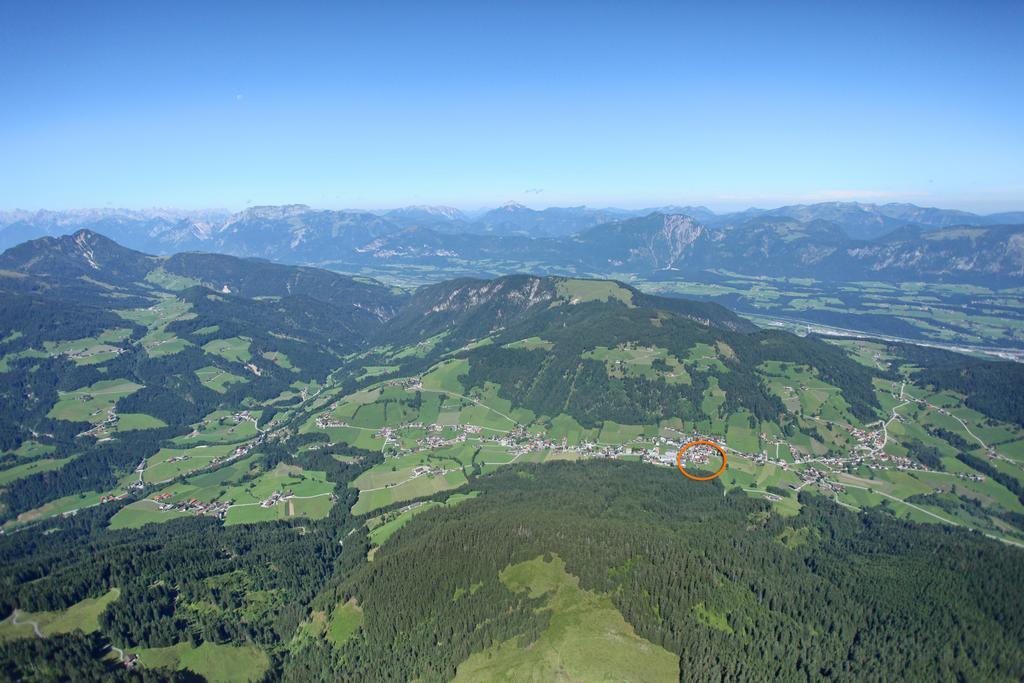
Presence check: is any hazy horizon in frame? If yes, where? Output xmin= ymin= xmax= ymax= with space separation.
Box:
xmin=2 ymin=196 xmax=1023 ymax=217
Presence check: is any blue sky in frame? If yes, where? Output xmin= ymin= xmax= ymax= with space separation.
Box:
xmin=1 ymin=1 xmax=1022 ymax=212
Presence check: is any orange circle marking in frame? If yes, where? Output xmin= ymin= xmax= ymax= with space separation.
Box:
xmin=676 ymin=440 xmax=728 ymax=481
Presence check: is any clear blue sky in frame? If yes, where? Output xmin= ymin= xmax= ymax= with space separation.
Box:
xmin=1 ymin=0 xmax=1021 ymax=212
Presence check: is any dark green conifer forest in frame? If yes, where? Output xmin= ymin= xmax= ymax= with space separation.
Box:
xmin=286 ymin=462 xmax=1024 ymax=682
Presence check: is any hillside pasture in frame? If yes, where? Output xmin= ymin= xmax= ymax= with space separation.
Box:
xmin=203 ymin=336 xmax=252 ymax=363
xmin=195 ymin=365 xmax=249 ymax=393
xmin=47 ymin=379 xmax=142 ymax=423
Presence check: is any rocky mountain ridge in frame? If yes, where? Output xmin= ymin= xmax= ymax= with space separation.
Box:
xmin=2 ymin=202 xmax=1023 ymax=283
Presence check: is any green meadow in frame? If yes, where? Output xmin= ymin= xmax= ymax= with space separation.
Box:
xmin=203 ymin=337 xmax=252 ymax=363
xmin=132 ymin=641 xmax=270 ymax=683
xmin=453 ymin=554 xmax=677 ymax=682
xmin=47 ymin=379 xmax=143 ymax=423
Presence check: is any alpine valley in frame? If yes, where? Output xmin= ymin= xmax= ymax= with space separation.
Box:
xmin=1 ymin=229 xmax=1023 ymax=681
xmin=4 ymin=201 xmax=1023 ymax=355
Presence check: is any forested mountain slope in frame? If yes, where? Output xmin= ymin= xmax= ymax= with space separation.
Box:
xmin=288 ymin=462 xmax=1024 ymax=682
xmin=0 ymin=230 xmax=403 ymax=313
xmin=1 ymin=231 xmax=1015 ymax=525
xmin=0 ymin=233 xmax=401 ymax=521
xmin=2 ymin=232 xmax=1024 ymax=681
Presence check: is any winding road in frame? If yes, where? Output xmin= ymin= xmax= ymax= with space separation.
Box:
xmin=9 ymin=610 xmax=43 ymax=638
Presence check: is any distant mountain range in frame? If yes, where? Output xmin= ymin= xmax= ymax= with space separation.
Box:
xmin=2 ymin=201 xmax=1023 ymax=283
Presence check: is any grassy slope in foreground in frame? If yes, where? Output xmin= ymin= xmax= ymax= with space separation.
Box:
xmin=133 ymin=641 xmax=269 ymax=683
xmin=454 ymin=554 xmax=678 ymax=682
xmin=0 ymin=589 xmax=120 ymax=641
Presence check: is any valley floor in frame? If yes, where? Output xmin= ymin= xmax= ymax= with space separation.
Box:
xmin=13 ymin=336 xmax=1014 ymax=552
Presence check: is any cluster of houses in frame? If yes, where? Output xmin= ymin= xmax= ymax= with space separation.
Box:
xmin=155 ymin=497 xmax=232 ymax=519
xmin=374 ymin=422 xmax=487 ymax=455
xmin=317 ymin=414 xmax=348 ymax=429
xmin=371 ymin=419 xmax=728 ymax=469
xmin=84 ymin=408 xmax=119 ymax=438
xmin=143 ymin=485 xmax=300 ymax=521
xmin=212 ymin=436 xmax=262 ymax=467
xmin=432 ymin=424 xmax=479 ymax=446
xmin=377 ymin=464 xmax=449 ymax=490
xmin=218 ymin=410 xmax=256 ymax=435
xmin=410 ymin=465 xmax=443 ymax=479
xmin=847 ymin=424 xmax=886 ymax=453
xmin=99 ymin=492 xmax=129 ymax=505
xmin=791 ymin=467 xmax=845 ymax=494
xmin=261 ymin=490 xmax=292 ymax=508
xmin=122 ymin=430 xmax=264 ymax=497
xmin=66 ymin=345 xmax=124 ymax=363
xmin=127 ymin=459 xmax=147 ymax=491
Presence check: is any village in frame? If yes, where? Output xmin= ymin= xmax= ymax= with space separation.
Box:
xmin=83 ymin=407 xmax=120 ymax=439
xmin=150 ymin=491 xmax=233 ymax=519
xmin=137 ymin=485 xmax=319 ymax=521
xmin=348 ymin=382 xmax=994 ymax=503
xmin=90 ymin=375 xmax=996 ymax=527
